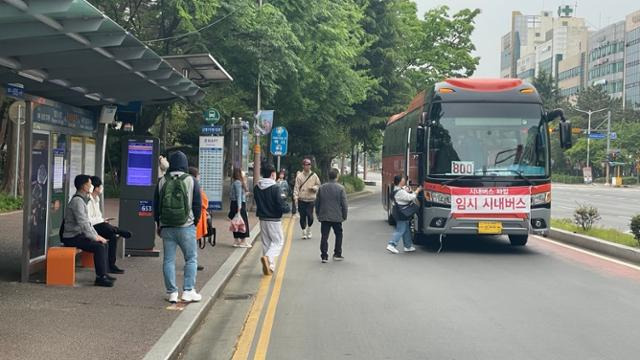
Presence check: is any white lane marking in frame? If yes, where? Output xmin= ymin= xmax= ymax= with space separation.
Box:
xmin=532 ymin=235 xmax=640 ymax=272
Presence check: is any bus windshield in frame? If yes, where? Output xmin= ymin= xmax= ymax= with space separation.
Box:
xmin=427 ymin=102 xmax=549 ymax=178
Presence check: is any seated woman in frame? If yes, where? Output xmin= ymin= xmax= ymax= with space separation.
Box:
xmin=62 ymin=175 xmax=115 ymax=287
xmin=88 ymin=176 xmax=132 ymax=274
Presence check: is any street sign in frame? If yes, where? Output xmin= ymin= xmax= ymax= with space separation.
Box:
xmin=6 ymin=83 xmax=23 ymax=98
xmin=270 ymin=126 xmax=288 ymax=156
xmin=201 ymin=125 xmax=223 ymax=135
xmin=588 ymin=132 xmax=605 ymax=139
xmin=610 ymin=132 xmax=617 ymax=140
xmin=203 ymin=108 xmax=220 ymax=124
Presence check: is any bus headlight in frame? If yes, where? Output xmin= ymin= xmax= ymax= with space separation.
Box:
xmin=425 ymin=191 xmax=451 ymax=205
xmin=531 ymin=192 xmax=551 ymax=205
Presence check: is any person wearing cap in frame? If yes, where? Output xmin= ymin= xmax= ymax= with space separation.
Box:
xmin=293 ymin=158 xmax=321 ymax=239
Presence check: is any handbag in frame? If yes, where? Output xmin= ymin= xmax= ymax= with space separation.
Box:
xmin=229 ymin=213 xmax=246 ymax=233
xmin=392 ymin=189 xmax=419 ymax=220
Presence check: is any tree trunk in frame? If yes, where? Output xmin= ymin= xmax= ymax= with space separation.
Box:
xmin=351 ymin=145 xmax=356 ymax=177
xmin=363 ymin=152 xmax=367 ymax=180
xmin=317 ymin=156 xmax=332 ymax=182
xmin=134 ymin=103 xmax=170 ymax=136
xmin=0 ymin=99 xmax=24 ymax=196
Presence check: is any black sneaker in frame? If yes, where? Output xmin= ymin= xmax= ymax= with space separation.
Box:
xmin=197 ymin=265 xmax=204 ymax=271
xmin=321 ymin=258 xmax=328 ymax=263
xmin=333 ymin=255 xmax=344 ymax=261
xmin=95 ymin=276 xmax=114 ymax=287
xmin=105 ymin=274 xmax=117 ymax=281
xmin=108 ymin=266 xmax=125 ymax=274
xmin=118 ymin=230 xmax=132 ymax=238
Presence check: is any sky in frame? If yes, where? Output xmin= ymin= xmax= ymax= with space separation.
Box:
xmin=414 ymin=0 xmax=639 ymax=77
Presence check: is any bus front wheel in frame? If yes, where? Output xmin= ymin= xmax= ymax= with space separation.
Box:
xmin=509 ymin=235 xmax=528 ymax=246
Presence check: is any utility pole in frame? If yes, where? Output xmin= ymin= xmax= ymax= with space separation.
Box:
xmin=605 ymin=111 xmax=611 ymax=185
xmin=252 ymin=0 xmax=263 ymax=206
xmin=574 ymin=106 xmax=608 ymax=169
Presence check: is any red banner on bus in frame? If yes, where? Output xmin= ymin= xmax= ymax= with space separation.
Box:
xmin=451 ymin=186 xmax=531 ymax=214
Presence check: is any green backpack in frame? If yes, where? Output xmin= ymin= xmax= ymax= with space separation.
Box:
xmin=159 ymin=173 xmax=191 ymax=226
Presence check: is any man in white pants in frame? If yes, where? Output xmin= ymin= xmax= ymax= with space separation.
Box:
xmin=253 ymin=163 xmax=291 ymax=275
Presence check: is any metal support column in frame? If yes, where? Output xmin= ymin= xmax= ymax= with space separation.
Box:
xmin=20 ymin=101 xmax=33 ymax=283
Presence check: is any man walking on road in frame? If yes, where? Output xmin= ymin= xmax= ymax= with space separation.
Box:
xmin=154 ymin=151 xmax=203 ymax=303
xmin=293 ymin=158 xmax=321 ymax=239
xmin=315 ymin=168 xmax=348 ymax=263
xmin=254 ymin=163 xmax=291 ymax=275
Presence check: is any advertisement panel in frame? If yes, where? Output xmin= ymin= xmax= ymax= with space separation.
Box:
xmin=29 ymin=131 xmax=50 ymax=261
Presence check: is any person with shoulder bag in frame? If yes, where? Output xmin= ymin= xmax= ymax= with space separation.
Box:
xmin=293 ymin=158 xmax=321 ymax=239
xmin=386 ymin=174 xmax=422 ymax=254
xmin=229 ymin=168 xmax=251 ymax=247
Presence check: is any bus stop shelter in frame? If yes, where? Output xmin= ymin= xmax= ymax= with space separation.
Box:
xmin=0 ymin=0 xmax=213 ymax=281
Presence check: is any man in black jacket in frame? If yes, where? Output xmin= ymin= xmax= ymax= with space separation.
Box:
xmin=254 ymin=163 xmax=290 ymax=275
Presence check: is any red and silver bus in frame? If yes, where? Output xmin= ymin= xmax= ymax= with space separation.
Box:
xmin=381 ymin=78 xmax=572 ymax=246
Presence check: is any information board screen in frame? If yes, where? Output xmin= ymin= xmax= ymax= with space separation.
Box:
xmin=127 ymin=140 xmax=154 ymax=186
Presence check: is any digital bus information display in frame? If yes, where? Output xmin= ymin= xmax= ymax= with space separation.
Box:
xmin=127 ymin=140 xmax=153 ymax=186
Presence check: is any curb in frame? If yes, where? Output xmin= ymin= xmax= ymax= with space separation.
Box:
xmin=548 ymin=228 xmax=640 ymax=265
xmin=347 ymin=190 xmax=373 ymax=201
xmin=0 ymin=209 xmax=22 ymax=216
xmin=142 ymin=223 xmax=261 ymax=360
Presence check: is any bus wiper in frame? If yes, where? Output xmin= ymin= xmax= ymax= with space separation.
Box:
xmin=487 ymin=168 xmax=534 ymax=185
xmin=442 ymin=173 xmax=478 ymax=186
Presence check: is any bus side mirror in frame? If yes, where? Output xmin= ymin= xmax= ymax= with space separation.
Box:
xmin=547 ymin=109 xmax=565 ymax=122
xmin=416 ymin=126 xmax=425 ymax=153
xmin=558 ymin=121 xmax=572 ymax=149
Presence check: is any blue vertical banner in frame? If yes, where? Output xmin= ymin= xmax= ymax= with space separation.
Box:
xmin=255 ymin=110 xmax=274 ymax=136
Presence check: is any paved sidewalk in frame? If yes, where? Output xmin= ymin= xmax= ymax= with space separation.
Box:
xmin=0 ymin=197 xmax=257 ymax=360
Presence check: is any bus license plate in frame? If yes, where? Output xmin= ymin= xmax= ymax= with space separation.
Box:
xmin=478 ymin=221 xmax=502 ymax=234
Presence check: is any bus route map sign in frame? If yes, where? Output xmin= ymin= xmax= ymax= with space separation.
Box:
xmin=451 ymin=187 xmax=531 ymax=214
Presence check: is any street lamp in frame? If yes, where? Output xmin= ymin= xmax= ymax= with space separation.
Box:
xmin=573 ymin=107 xmax=608 ymax=168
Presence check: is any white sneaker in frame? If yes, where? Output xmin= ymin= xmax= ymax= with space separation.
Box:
xmin=386 ymin=244 xmax=399 ymax=254
xmin=307 ymin=229 xmax=312 ymax=239
xmin=167 ymin=292 xmax=179 ymax=303
xmin=404 ymin=246 xmax=417 ymax=252
xmin=269 ymin=263 xmax=276 ymax=273
xmin=301 ymin=229 xmax=308 ymax=239
xmin=181 ymin=289 xmax=202 ymax=302
xmin=239 ymin=242 xmax=252 ymax=248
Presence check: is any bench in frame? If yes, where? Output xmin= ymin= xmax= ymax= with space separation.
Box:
xmin=46 ymin=248 xmax=95 ymax=286
xmin=46 ymin=235 xmax=126 ymax=286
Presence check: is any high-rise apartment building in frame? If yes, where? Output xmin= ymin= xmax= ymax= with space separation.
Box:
xmin=625 ymin=10 xmax=640 ymax=109
xmin=588 ymin=21 xmax=626 ymax=98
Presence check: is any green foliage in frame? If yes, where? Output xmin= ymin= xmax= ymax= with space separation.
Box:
xmin=92 ymin=0 xmax=482 ymax=175
xmin=573 ymin=203 xmax=601 ymax=231
xmin=0 ymin=192 xmax=22 ymax=213
xmin=552 ymin=218 xmax=638 ymax=248
xmin=340 ymin=175 xmax=365 ymax=193
xmin=630 ymin=215 xmax=640 ymax=247
xmin=551 ymin=174 xmax=583 ymax=184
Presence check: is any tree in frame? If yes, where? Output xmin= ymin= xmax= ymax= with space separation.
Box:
xmin=403 ymin=6 xmax=480 ymax=90
xmin=345 ymin=2 xmax=480 ymax=177
xmin=269 ymin=0 xmax=375 ymax=179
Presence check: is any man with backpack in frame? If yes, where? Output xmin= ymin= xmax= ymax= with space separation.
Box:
xmin=254 ymin=163 xmax=290 ymax=275
xmin=293 ymin=158 xmax=321 ymax=239
xmin=154 ymin=151 xmax=202 ymax=303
